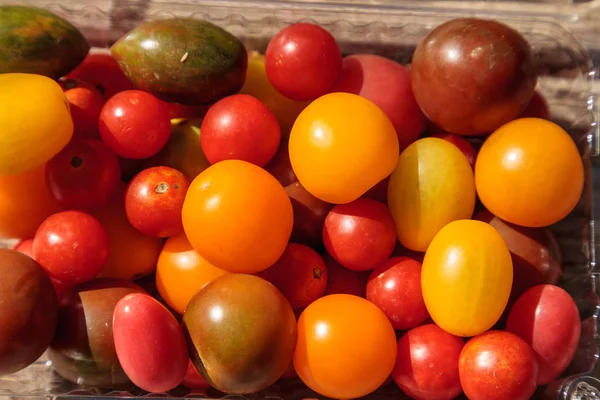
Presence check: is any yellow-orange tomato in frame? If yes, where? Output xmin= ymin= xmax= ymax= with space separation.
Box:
xmin=422 ymin=220 xmax=513 ymax=337
xmin=388 ymin=137 xmax=475 ymax=252
xmin=289 ymin=93 xmax=399 ymax=204
xmin=475 ymin=118 xmax=584 ymax=228
xmin=182 ymin=160 xmax=293 ymax=274
xmin=0 ymin=165 xmax=62 ymax=239
xmin=93 ymin=183 xmax=163 ymax=280
xmin=294 ymin=294 xmax=397 ymax=399
xmin=156 ymin=233 xmax=227 ymax=314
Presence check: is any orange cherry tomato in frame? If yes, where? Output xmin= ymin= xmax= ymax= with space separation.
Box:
xmin=475 ymin=118 xmax=584 ymax=228
xmin=156 ymin=233 xmax=227 ymax=315
xmin=0 ymin=165 xmax=62 ymax=239
xmin=182 ymin=160 xmax=293 ymax=274
xmin=289 ymin=92 xmax=399 ymax=204
xmin=422 ymin=220 xmax=513 ymax=337
xmin=294 ymin=294 xmax=397 ymax=399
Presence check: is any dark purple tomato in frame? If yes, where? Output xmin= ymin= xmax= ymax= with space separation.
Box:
xmin=99 ymin=90 xmax=171 ymax=159
xmin=125 ymin=166 xmax=190 ymax=238
xmin=46 ymin=138 xmax=121 ymax=211
xmin=33 ymin=211 xmax=109 ymax=286
xmin=200 ymin=94 xmax=281 ymax=166
xmin=265 ymin=23 xmax=342 ymax=101
xmin=411 ymin=18 xmax=537 ymax=135
xmin=392 ymin=324 xmax=464 ymax=400
xmin=113 ymin=293 xmax=188 ymax=392
xmin=0 ymin=249 xmax=58 ymax=376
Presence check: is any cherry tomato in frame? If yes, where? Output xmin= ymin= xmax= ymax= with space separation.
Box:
xmin=182 ymin=160 xmax=293 ymax=274
xmin=99 ymin=90 xmax=171 ymax=159
xmin=289 ymin=92 xmax=399 ymax=204
xmin=294 ymin=294 xmax=397 ymax=399
xmin=258 ymin=243 xmax=328 ymax=310
xmin=46 ymin=138 xmax=121 ymax=211
xmin=431 ymin=132 xmax=477 ymax=168
xmin=33 ymin=211 xmax=109 ymax=286
xmin=475 ymin=118 xmax=584 ymax=227
xmin=323 ymin=198 xmax=396 ymax=271
xmin=66 ymin=53 xmax=135 ymax=100
xmin=125 ymin=166 xmax=190 ymax=238
xmin=506 ymin=284 xmax=580 ymax=385
xmin=367 ymin=257 xmax=429 ymax=330
xmin=265 ymin=23 xmax=342 ymax=101
xmin=422 ymin=220 xmax=513 ymax=337
xmin=59 ymin=78 xmax=105 ymax=138
xmin=459 ymin=331 xmax=539 ymax=400
xmin=323 ymin=253 xmax=368 ymax=297
xmin=520 ymin=91 xmax=551 ymax=120
xmin=388 ymin=137 xmax=475 ymax=251
xmin=160 ymin=100 xmax=208 ymax=120
xmin=392 ymin=324 xmax=464 ymax=400
xmin=13 ymin=238 xmax=34 ymax=258
xmin=182 ymin=359 xmax=211 ymax=389
xmin=156 ymin=233 xmax=227 ymax=315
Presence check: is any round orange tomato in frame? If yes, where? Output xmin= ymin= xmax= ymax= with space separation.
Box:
xmin=156 ymin=233 xmax=227 ymax=315
xmin=422 ymin=220 xmax=513 ymax=337
xmin=294 ymin=294 xmax=397 ymax=399
xmin=388 ymin=137 xmax=475 ymax=251
xmin=289 ymin=92 xmax=399 ymax=204
xmin=475 ymin=118 xmax=584 ymax=227
xmin=182 ymin=160 xmax=293 ymax=274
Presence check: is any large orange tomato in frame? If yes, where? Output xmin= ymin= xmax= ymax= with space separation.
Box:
xmin=294 ymin=294 xmax=397 ymax=399
xmin=182 ymin=160 xmax=293 ymax=274
xmin=289 ymin=92 xmax=399 ymax=204
xmin=422 ymin=220 xmax=513 ymax=337
xmin=0 ymin=165 xmax=62 ymax=239
xmin=475 ymin=118 xmax=584 ymax=227
xmin=388 ymin=137 xmax=475 ymax=251
xmin=156 ymin=233 xmax=227 ymax=314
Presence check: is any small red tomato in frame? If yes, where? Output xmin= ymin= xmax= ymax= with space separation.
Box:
xmin=506 ymin=284 xmax=580 ymax=385
xmin=323 ymin=198 xmax=396 ymax=271
xmin=113 ymin=293 xmax=188 ymax=392
xmin=323 ymin=253 xmax=368 ymax=297
xmin=459 ymin=331 xmax=539 ymax=400
xmin=14 ymin=238 xmax=34 ymax=258
xmin=182 ymin=359 xmax=211 ymax=389
xmin=520 ymin=91 xmax=551 ymax=120
xmin=201 ymin=94 xmax=281 ymax=166
xmin=367 ymin=257 xmax=429 ymax=330
xmin=59 ymin=78 xmax=105 ymax=138
xmin=66 ymin=53 xmax=135 ymax=100
xmin=125 ymin=166 xmax=190 ymax=238
xmin=362 ymin=177 xmax=389 ymax=204
xmin=392 ymin=324 xmax=464 ymax=400
xmin=46 ymin=138 xmax=121 ymax=211
xmin=431 ymin=132 xmax=477 ymax=168
xmin=99 ymin=90 xmax=171 ymax=159
xmin=265 ymin=23 xmax=342 ymax=101
xmin=33 ymin=211 xmax=109 ymax=286
xmin=160 ymin=100 xmax=209 ymax=120
xmin=258 ymin=243 xmax=328 ymax=310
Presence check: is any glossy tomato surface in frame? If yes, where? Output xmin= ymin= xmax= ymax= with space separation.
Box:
xmin=294 ymin=294 xmax=397 ymax=399
xmin=59 ymin=78 xmax=105 ymax=138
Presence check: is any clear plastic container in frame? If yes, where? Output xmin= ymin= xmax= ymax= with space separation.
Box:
xmin=2 ymin=0 xmax=600 ymax=399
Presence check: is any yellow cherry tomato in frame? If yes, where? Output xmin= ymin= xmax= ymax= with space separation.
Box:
xmin=289 ymin=93 xmax=399 ymax=204
xmin=388 ymin=137 xmax=475 ymax=252
xmin=421 ymin=219 xmax=513 ymax=337
xmin=0 ymin=73 xmax=73 ymax=175
xmin=475 ymin=118 xmax=584 ymax=227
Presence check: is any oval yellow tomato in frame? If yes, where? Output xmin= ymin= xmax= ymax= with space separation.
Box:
xmin=289 ymin=93 xmax=399 ymax=204
xmin=0 ymin=74 xmax=73 ymax=175
xmin=388 ymin=137 xmax=475 ymax=252
xmin=182 ymin=160 xmax=293 ymax=274
xmin=421 ymin=219 xmax=513 ymax=337
xmin=475 ymin=118 xmax=584 ymax=227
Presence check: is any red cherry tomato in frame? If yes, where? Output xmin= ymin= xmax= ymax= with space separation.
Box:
xmin=323 ymin=198 xmax=396 ymax=271
xmin=125 ymin=166 xmax=190 ymax=238
xmin=431 ymin=132 xmax=477 ymax=168
xmin=459 ymin=331 xmax=539 ymax=400
xmin=66 ymin=53 xmax=135 ymax=100
xmin=200 ymin=94 xmax=281 ymax=166
xmin=46 ymin=138 xmax=121 ymax=211
xmin=258 ymin=243 xmax=328 ymax=310
xmin=160 ymin=100 xmax=209 ymax=120
xmin=392 ymin=324 xmax=464 ymax=400
xmin=366 ymin=257 xmax=429 ymax=330
xmin=265 ymin=23 xmax=342 ymax=101
xmin=59 ymin=78 xmax=105 ymax=138
xmin=33 ymin=211 xmax=109 ymax=286
xmin=323 ymin=253 xmax=368 ymax=297
xmin=99 ymin=90 xmax=171 ymax=159
xmin=520 ymin=91 xmax=551 ymax=120
xmin=13 ymin=238 xmax=34 ymax=258
xmin=182 ymin=359 xmax=211 ymax=390
xmin=506 ymin=284 xmax=580 ymax=385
